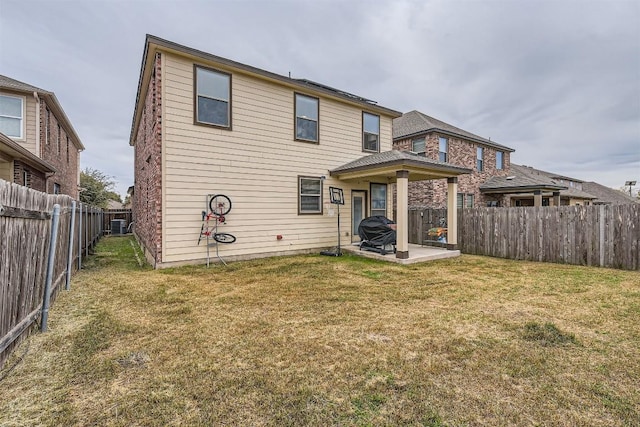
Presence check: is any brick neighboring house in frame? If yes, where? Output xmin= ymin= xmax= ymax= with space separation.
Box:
xmin=0 ymin=75 xmax=84 ymax=198
xmin=393 ymin=110 xmax=515 ymax=208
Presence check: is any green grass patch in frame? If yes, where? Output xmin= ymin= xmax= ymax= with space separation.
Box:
xmin=1 ymin=236 xmax=638 ymax=426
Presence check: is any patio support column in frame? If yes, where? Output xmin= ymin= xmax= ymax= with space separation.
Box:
xmin=396 ymin=170 xmax=409 ymax=259
xmin=534 ymin=190 xmax=542 ymax=207
xmin=553 ymin=191 xmax=561 ymax=207
xmin=447 ymin=177 xmax=458 ymax=246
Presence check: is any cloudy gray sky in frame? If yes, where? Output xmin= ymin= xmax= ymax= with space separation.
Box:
xmin=1 ymin=0 xmax=638 ymax=198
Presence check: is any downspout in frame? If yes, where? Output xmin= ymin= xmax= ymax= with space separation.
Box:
xmin=34 ymin=92 xmax=41 ymax=156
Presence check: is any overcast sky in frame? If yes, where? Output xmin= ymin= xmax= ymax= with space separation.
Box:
xmin=1 ymin=0 xmax=638 ymax=198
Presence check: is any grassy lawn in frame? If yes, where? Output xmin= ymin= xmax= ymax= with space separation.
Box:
xmin=1 ymin=236 xmax=639 ymax=426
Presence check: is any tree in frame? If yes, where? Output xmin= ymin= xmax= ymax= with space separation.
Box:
xmin=79 ymin=168 xmax=117 ymax=208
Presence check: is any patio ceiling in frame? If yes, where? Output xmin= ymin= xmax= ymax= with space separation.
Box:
xmin=330 ymin=150 xmax=471 ymax=182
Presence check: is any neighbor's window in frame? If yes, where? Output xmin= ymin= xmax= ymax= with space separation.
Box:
xmin=299 ymin=176 xmax=322 ymax=214
xmin=477 ymin=146 xmax=484 ymax=171
xmin=363 ymin=112 xmax=380 ymax=152
xmin=57 ymin=124 xmax=61 ymax=155
xmin=412 ymin=137 xmax=425 ymax=156
xmin=45 ymin=108 xmax=50 ymax=144
xmin=496 ymin=151 xmax=504 ymax=170
xmin=439 ymin=137 xmax=448 ymax=162
xmin=457 ymin=193 xmax=464 ymax=209
xmin=466 ymin=193 xmax=474 ymax=208
xmin=295 ymin=93 xmax=319 ymax=142
xmin=0 ymin=94 xmax=24 ymax=138
xmin=22 ymin=170 xmax=29 ymax=187
xmin=53 ymin=183 xmax=61 ymax=194
xmin=195 ymin=66 xmax=231 ymax=128
xmin=371 ymin=183 xmax=387 ymax=217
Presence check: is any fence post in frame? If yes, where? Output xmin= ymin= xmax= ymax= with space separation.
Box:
xmin=41 ymin=204 xmax=61 ymax=332
xmin=78 ymin=202 xmax=83 ymax=270
xmin=65 ymin=200 xmax=76 ymax=290
xmin=599 ymin=205 xmax=605 ymax=267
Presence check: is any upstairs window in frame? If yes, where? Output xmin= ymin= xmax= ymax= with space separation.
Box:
xmin=295 ymin=93 xmax=319 ymax=142
xmin=298 ymin=176 xmax=322 ymax=214
xmin=412 ymin=137 xmax=425 ymax=156
xmin=371 ymin=183 xmax=387 ymax=217
xmin=57 ymin=124 xmax=61 ymax=155
xmin=195 ymin=66 xmax=231 ymax=128
xmin=477 ymin=146 xmax=484 ymax=171
xmin=496 ymin=151 xmax=504 ymax=170
xmin=0 ymin=94 xmax=23 ymax=138
xmin=466 ymin=193 xmax=474 ymax=208
xmin=439 ymin=137 xmax=448 ymax=162
xmin=45 ymin=108 xmax=50 ymax=144
xmin=362 ymin=112 xmax=380 ymax=152
xmin=53 ymin=183 xmax=61 ymax=194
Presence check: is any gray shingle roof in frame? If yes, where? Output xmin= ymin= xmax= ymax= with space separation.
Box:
xmin=0 ymin=75 xmax=50 ymax=94
xmin=393 ymin=110 xmax=515 ymax=152
xmin=331 ymin=150 xmax=471 ymax=175
xmin=582 ymin=181 xmax=638 ymax=205
xmin=481 ymin=164 xmax=597 ymax=199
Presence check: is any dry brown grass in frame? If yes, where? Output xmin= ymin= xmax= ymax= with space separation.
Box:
xmin=1 ymin=236 xmax=639 ymax=426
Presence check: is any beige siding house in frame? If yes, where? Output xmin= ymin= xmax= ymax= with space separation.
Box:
xmin=130 ymin=36 xmax=468 ymax=268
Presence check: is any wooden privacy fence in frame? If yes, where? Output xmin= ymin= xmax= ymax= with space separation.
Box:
xmin=409 ymin=205 xmax=639 ymax=270
xmin=0 ymin=180 xmax=102 ymax=368
xmin=103 ymin=209 xmax=132 ymax=234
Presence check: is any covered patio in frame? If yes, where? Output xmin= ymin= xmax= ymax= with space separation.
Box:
xmin=330 ymin=150 xmax=471 ymax=261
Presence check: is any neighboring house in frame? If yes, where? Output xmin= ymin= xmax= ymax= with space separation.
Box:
xmin=0 ymin=75 xmax=84 ymax=198
xmin=107 ymin=199 xmax=124 ymax=210
xmin=481 ymin=164 xmax=597 ymax=206
xmin=129 ymin=35 xmax=469 ymax=268
xmin=581 ymin=181 xmax=638 ymax=205
xmin=393 ymin=110 xmax=515 ymax=208
xmin=0 ymin=131 xmax=55 ymax=191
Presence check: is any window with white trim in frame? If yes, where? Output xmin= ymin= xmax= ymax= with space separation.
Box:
xmin=363 ymin=112 xmax=380 ymax=152
xmin=477 ymin=146 xmax=484 ymax=171
xmin=0 ymin=94 xmax=23 ymax=138
xmin=295 ymin=93 xmax=318 ymax=142
xmin=371 ymin=183 xmax=387 ymax=217
xmin=439 ymin=137 xmax=448 ymax=162
xmin=299 ymin=176 xmax=322 ymax=214
xmin=195 ymin=66 xmax=231 ymax=128
xmin=466 ymin=193 xmax=474 ymax=208
xmin=412 ymin=137 xmax=425 ymax=156
xmin=496 ymin=151 xmax=504 ymax=170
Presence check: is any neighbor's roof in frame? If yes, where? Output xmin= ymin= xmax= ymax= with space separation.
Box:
xmin=582 ymin=181 xmax=638 ymax=205
xmin=393 ymin=110 xmax=515 ymax=152
xmin=0 ymin=132 xmax=56 ymax=173
xmin=481 ymin=164 xmax=596 ymax=199
xmin=0 ymin=74 xmax=85 ymax=151
xmin=331 ymin=149 xmax=471 ymax=176
xmin=130 ymin=35 xmax=403 ymax=145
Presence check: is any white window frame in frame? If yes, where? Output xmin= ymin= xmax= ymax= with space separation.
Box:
xmin=411 ymin=137 xmax=426 ymax=156
xmin=496 ymin=151 xmax=504 ymax=170
xmin=477 ymin=146 xmax=484 ymax=171
xmin=298 ymin=176 xmax=322 ymax=215
xmin=439 ymin=137 xmax=448 ymax=162
xmin=0 ymin=93 xmax=25 ymax=139
xmin=370 ymin=183 xmax=387 ymax=217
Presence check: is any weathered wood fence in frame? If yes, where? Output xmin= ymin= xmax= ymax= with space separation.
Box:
xmin=0 ymin=180 xmax=102 ymax=368
xmin=103 ymin=209 xmax=132 ymax=234
xmin=409 ymin=204 xmax=639 ymax=270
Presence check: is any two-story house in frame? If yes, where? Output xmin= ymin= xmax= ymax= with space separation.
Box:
xmin=393 ymin=110 xmax=515 ymax=208
xmin=0 ymin=75 xmax=84 ymax=198
xmin=130 ymin=35 xmax=470 ymax=268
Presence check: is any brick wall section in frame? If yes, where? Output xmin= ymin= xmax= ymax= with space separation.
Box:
xmin=133 ymin=52 xmax=163 ymax=265
xmin=13 ymin=161 xmax=46 ymax=192
xmin=393 ymin=132 xmax=511 ymax=208
xmin=39 ymin=101 xmax=81 ymax=198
